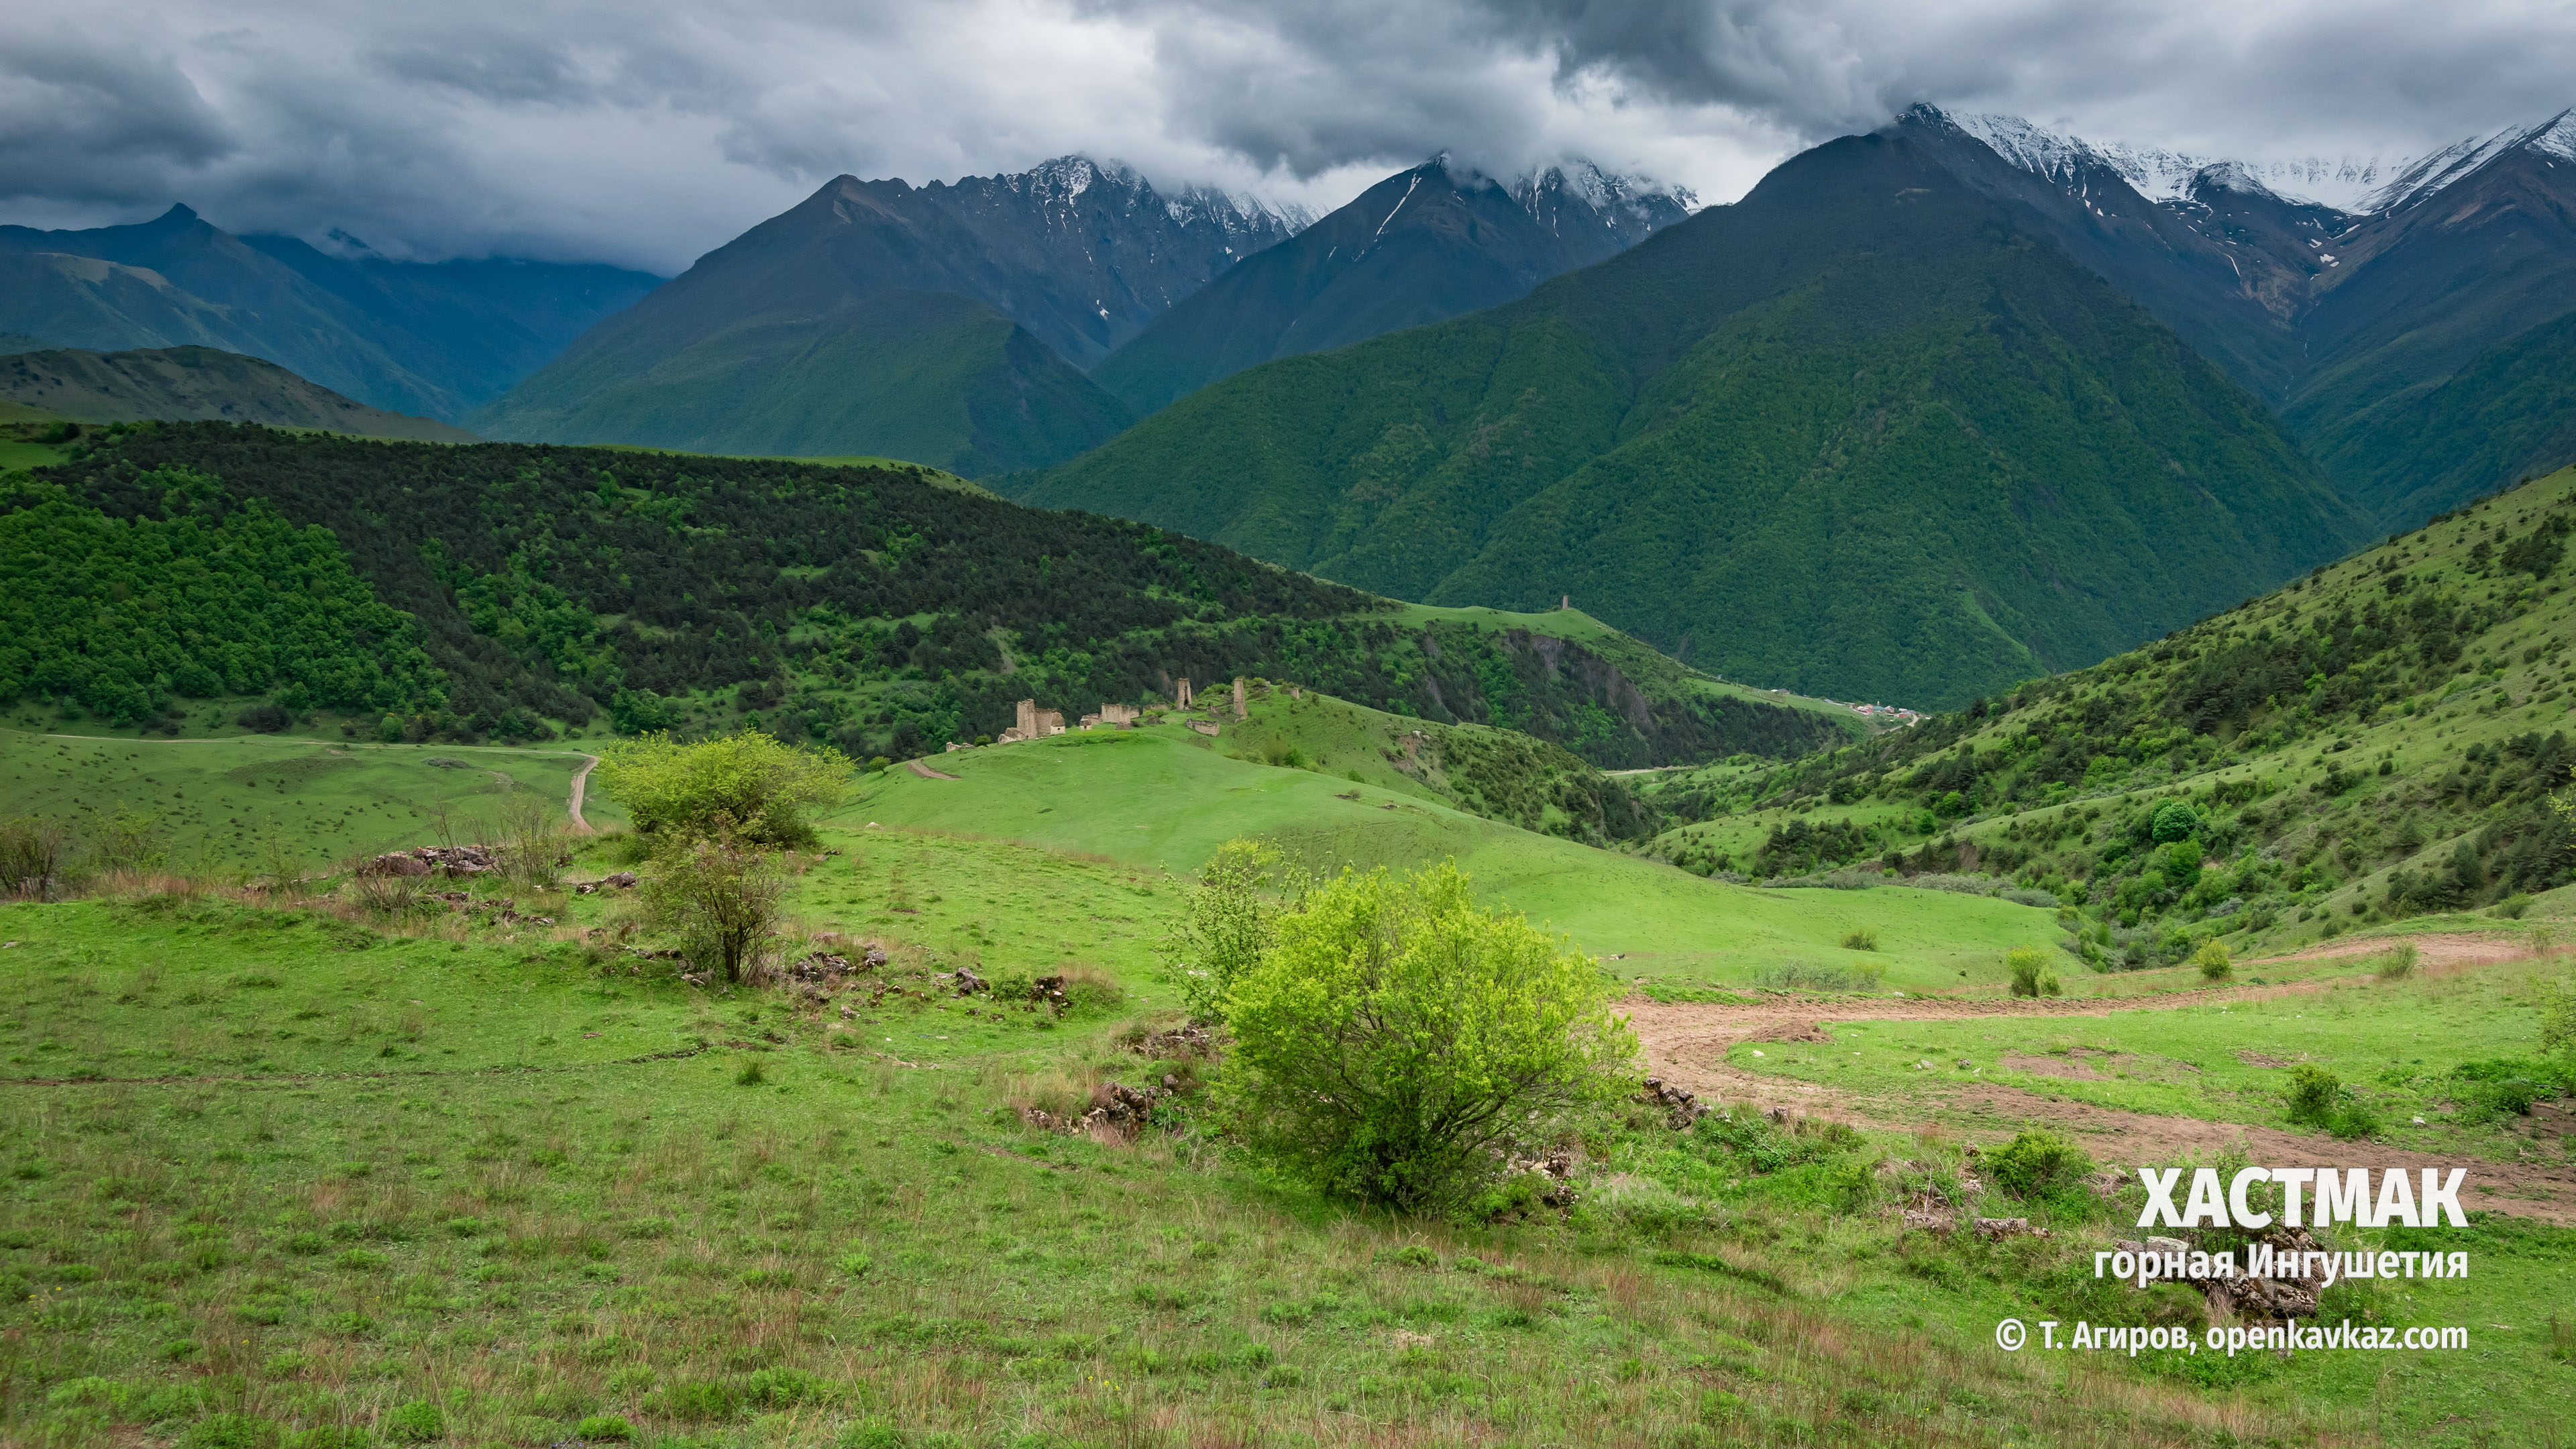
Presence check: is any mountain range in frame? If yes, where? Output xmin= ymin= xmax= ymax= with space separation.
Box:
xmin=1896 ymin=105 xmax=2576 ymax=527
xmin=0 ymin=207 xmax=659 ymax=421
xmin=466 ymin=154 xmax=1690 ymax=471
xmin=6 ymin=103 xmax=2573 ymax=710
xmin=1089 ymin=157 xmax=1691 ymax=415
xmin=1015 ymin=129 xmax=2368 ymax=709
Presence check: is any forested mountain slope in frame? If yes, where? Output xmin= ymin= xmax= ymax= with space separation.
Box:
xmin=9 ymin=423 xmax=1842 ymax=769
xmin=1019 ymin=130 xmax=2365 ymax=709
xmin=1643 ymin=466 xmax=2576 ymax=962
xmin=1091 ymin=158 xmax=1687 ymax=415
xmin=1902 ymin=106 xmax=2576 ymax=527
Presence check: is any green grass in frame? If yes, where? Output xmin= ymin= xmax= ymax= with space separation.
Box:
xmin=836 ymin=722 xmax=2061 ymax=990
xmin=1721 ymin=949 xmax=2576 ymax=1163
xmin=9 ymin=826 xmax=2570 ymax=1446
xmin=0 ymin=727 xmax=613 ymax=874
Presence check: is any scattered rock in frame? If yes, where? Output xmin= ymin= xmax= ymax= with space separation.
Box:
xmin=788 ymin=953 xmax=853 ymax=981
xmin=1126 ymin=1024 xmax=1219 ymax=1059
xmin=1973 ymin=1217 xmax=2048 ymax=1240
xmin=953 ymin=965 xmax=987 ymax=996
xmin=358 ymin=853 xmax=433 ymax=877
xmin=1637 ymin=1077 xmax=1711 ymax=1128
xmin=1901 ymin=1209 xmax=1949 ymax=1231
xmin=863 ymin=946 xmax=889 ymax=969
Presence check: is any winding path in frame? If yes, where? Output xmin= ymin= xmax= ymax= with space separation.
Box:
xmin=566 ymin=754 xmax=598 ymax=833
xmin=906 ymin=758 xmax=960 ymax=780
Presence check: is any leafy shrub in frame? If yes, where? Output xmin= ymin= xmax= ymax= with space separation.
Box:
xmin=1985 ymin=1130 xmax=2090 ymax=1198
xmin=2149 ymin=800 xmax=2200 ymax=843
xmin=2282 ymin=1065 xmax=2377 ymax=1137
xmin=2375 ymin=943 xmax=2419 ymax=979
xmin=1690 ymin=1111 xmax=1858 ymax=1175
xmin=642 ymin=830 xmax=788 ymax=985
xmin=2006 ymin=947 xmax=2060 ymax=998
xmin=1839 ymin=929 xmax=1878 ymax=951
xmin=594 ymin=731 xmax=848 ymax=845
xmin=1217 ymin=861 xmax=1636 ymax=1212
xmin=574 ymin=1417 xmax=633 ymax=1442
xmin=2190 ymin=941 xmax=2233 ymax=981
xmin=1163 ymin=838 xmax=1281 ymax=1021
xmin=380 ymin=1401 xmax=442 ymax=1444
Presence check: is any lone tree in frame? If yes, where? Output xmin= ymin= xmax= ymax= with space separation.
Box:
xmin=594 ymin=730 xmax=849 ymax=847
xmin=641 ymin=822 xmax=789 ymax=984
xmin=1216 ymin=861 xmax=1636 ymax=1212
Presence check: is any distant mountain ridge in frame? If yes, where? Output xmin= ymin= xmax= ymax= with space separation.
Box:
xmin=1894 ymin=104 xmax=2576 ymax=527
xmin=0 ymin=344 xmax=476 ymax=442
xmin=1018 ymin=129 xmax=2365 ymax=708
xmin=466 ymin=156 xmax=1318 ymax=470
xmin=1091 ymin=156 xmax=1693 ymax=415
xmin=0 ymin=206 xmax=660 ymax=422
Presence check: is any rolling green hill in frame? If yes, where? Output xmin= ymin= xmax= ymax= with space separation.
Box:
xmin=1640 ymin=464 xmax=2576 ymax=964
xmin=15 ymin=425 xmax=1844 ymax=769
xmin=1018 ymin=131 xmax=2365 ymax=708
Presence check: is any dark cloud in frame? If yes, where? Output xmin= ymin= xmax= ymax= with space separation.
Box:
xmin=0 ymin=0 xmax=2567 ymax=270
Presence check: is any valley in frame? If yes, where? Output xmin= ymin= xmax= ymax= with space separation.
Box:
xmin=6 ymin=75 xmax=2576 ymax=1449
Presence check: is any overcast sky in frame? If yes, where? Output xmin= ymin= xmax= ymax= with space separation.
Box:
xmin=5 ymin=0 xmax=2571 ymax=274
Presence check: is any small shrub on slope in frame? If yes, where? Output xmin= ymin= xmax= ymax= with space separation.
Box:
xmin=1216 ymin=861 xmax=1636 ymax=1212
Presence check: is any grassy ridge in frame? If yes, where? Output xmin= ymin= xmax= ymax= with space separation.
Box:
xmin=1639 ymin=465 xmax=2576 ymax=963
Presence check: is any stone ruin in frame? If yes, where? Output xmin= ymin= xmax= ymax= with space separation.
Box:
xmin=998 ymin=698 xmax=1066 ymax=743
xmin=1175 ymin=677 xmax=1193 ymax=709
xmin=1233 ymin=676 xmax=1247 ymax=718
xmin=1187 ymin=719 xmax=1220 ymax=737
xmin=1079 ymin=701 xmax=1140 ymax=730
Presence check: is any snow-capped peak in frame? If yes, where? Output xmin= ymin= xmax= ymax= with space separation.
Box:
xmin=2354 ymin=107 xmax=2576 ymax=213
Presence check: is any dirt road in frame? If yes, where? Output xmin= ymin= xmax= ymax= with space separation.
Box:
xmin=566 ymin=754 xmax=598 ymax=833
xmin=906 ymin=759 xmax=960 ymax=780
xmin=1626 ymin=934 xmax=2576 ymax=1222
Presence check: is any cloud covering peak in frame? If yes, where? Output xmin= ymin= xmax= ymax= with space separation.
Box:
xmin=1 ymin=0 xmax=2569 ymax=272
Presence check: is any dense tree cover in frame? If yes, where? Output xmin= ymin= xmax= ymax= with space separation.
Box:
xmin=36 ymin=425 xmax=1835 ymax=765
xmin=1020 ymin=131 xmax=2363 ymax=708
xmin=0 ymin=468 xmax=435 ymax=726
xmin=1652 ymin=477 xmax=2576 ymax=951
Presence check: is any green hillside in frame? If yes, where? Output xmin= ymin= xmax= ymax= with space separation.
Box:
xmin=1018 ymin=131 xmax=2365 ymax=709
xmin=15 ymin=425 xmax=1843 ymax=769
xmin=839 ymin=720 xmax=2061 ymax=992
xmin=1641 ymin=465 xmax=2576 ymax=965
xmin=466 ymin=290 xmax=1132 ymax=476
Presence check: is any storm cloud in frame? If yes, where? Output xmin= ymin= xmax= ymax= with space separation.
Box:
xmin=1 ymin=0 xmax=2569 ymax=272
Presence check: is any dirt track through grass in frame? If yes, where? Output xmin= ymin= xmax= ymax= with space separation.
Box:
xmin=1627 ymin=934 xmax=2576 ymax=1220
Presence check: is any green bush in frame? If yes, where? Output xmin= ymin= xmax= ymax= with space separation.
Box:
xmin=2375 ymin=943 xmax=2419 ymax=979
xmin=2191 ymin=941 xmax=2233 ymax=981
xmin=2005 ymin=947 xmax=2060 ymax=998
xmin=2285 ymin=1065 xmax=2341 ymax=1126
xmin=594 ymin=730 xmax=848 ymax=845
xmin=574 ymin=1417 xmax=633 ymax=1442
xmin=2149 ymin=800 xmax=2200 ymax=843
xmin=1216 ymin=861 xmax=1637 ymax=1212
xmin=1163 ymin=838 xmax=1282 ymax=1022
xmin=1984 ymin=1130 xmax=2090 ymax=1198
xmin=1839 ymin=929 xmax=1878 ymax=951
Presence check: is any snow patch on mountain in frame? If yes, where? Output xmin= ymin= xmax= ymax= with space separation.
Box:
xmin=1929 ymin=106 xmax=2378 ymax=210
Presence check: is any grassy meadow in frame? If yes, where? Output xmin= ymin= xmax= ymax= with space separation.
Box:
xmin=0 ymin=727 xmax=616 ymax=875
xmin=837 ymin=720 xmax=2059 ymax=994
